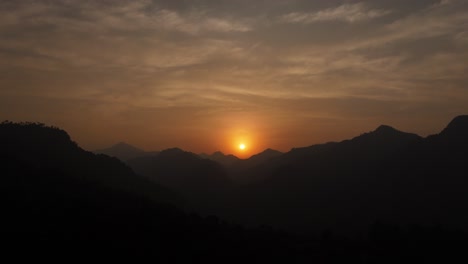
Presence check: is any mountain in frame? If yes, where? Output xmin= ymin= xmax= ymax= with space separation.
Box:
xmin=2 ymin=119 xmax=468 ymax=261
xmin=227 ymin=148 xmax=284 ymax=184
xmin=440 ymin=115 xmax=468 ymax=138
xmin=0 ymin=122 xmax=179 ymax=205
xmin=233 ymin=125 xmax=421 ymax=185
xmin=129 ymin=148 xmax=230 ymax=193
xmin=94 ymin=142 xmax=158 ymax=161
xmin=199 ymin=151 xmax=240 ymax=167
xmin=225 ymin=117 xmax=468 ymax=233
xmin=127 ymin=148 xmax=232 ymax=214
xmin=245 ymin=148 xmax=283 ymax=164
xmin=0 ymin=121 xmax=311 ymax=261
xmin=427 ymin=115 xmax=468 ymax=148
xmin=284 ymin=124 xmax=421 ymax=162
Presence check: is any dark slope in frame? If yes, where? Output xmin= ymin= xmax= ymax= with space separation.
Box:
xmin=228 ymin=120 xmax=468 ymax=233
xmin=127 ymin=148 xmax=232 ymax=214
xmin=2 ymin=120 xmax=468 ymax=262
xmin=228 ymin=148 xmax=284 ymax=183
xmin=378 ymin=116 xmax=468 ymax=228
xmin=94 ymin=142 xmax=158 ymax=161
xmin=0 ymin=121 xmax=315 ymax=262
xmin=94 ymin=142 xmax=146 ymax=161
xmin=253 ymin=124 xmax=421 ymax=188
xmin=0 ymin=122 xmax=178 ymax=205
xmin=199 ymin=151 xmax=240 ymax=167
xmin=438 ymin=115 xmax=468 ymax=141
xmin=284 ymin=124 xmax=421 ymax=163
xmin=244 ymin=148 xmax=283 ymax=166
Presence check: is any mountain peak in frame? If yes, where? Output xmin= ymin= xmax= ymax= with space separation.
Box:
xmin=160 ymin=148 xmax=185 ymax=155
xmin=94 ymin=142 xmax=146 ymax=161
xmin=374 ymin=125 xmax=398 ymax=134
xmin=259 ymin=148 xmax=283 ymax=155
xmin=247 ymin=148 xmax=283 ymax=162
xmin=212 ymin=151 xmax=225 ymax=156
xmin=115 ymin=141 xmax=132 ymax=147
xmin=111 ymin=142 xmax=144 ymax=151
xmin=346 ymin=124 xmax=421 ymax=149
xmin=365 ymin=125 xmax=421 ymax=140
xmin=441 ymin=115 xmax=468 ymax=137
xmin=200 ymin=151 xmax=239 ymax=167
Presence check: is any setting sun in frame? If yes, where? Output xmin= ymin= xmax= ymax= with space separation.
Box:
xmin=239 ymin=143 xmax=246 ymax=150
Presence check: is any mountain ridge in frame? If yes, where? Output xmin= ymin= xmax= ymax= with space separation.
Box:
xmin=94 ymin=142 xmax=156 ymax=161
xmin=3 ymin=116 xmax=468 ymax=235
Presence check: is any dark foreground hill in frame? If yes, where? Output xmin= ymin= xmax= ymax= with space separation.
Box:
xmin=0 ymin=122 xmax=305 ymax=261
xmin=2 ymin=120 xmax=468 ymax=262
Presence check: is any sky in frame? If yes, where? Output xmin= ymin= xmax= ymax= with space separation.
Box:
xmin=1 ymin=0 xmax=467 ymax=157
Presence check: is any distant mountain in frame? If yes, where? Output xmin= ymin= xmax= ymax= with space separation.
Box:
xmin=199 ymin=151 xmax=240 ymax=167
xmin=284 ymin=124 xmax=421 ymax=162
xmin=94 ymin=142 xmax=158 ymax=161
xmin=127 ymin=148 xmax=232 ymax=214
xmin=227 ymin=148 xmax=284 ymax=184
xmin=231 ymin=126 xmax=420 ymax=185
xmin=246 ymin=148 xmax=283 ymax=164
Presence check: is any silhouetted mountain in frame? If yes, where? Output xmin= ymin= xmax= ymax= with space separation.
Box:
xmin=285 ymin=124 xmax=421 ymax=161
xmin=127 ymin=148 xmax=232 ymax=214
xmin=0 ymin=122 xmax=178 ymax=205
xmin=199 ymin=149 xmax=282 ymax=183
xmin=247 ymin=148 xmax=283 ymax=164
xmin=2 ymin=119 xmax=468 ymax=261
xmin=0 ymin=121 xmax=319 ymax=261
xmin=430 ymin=115 xmax=468 ymax=148
xmin=159 ymin=147 xmax=186 ymax=157
xmin=199 ymin=151 xmax=240 ymax=167
xmin=440 ymin=115 xmax=468 ymax=137
xmin=222 ymin=117 xmax=468 ymax=235
xmin=94 ymin=142 xmax=158 ymax=161
xmin=227 ymin=148 xmax=284 ymax=183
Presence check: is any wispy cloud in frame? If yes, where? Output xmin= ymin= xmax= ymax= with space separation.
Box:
xmin=281 ymin=3 xmax=391 ymax=24
xmin=333 ymin=0 xmax=468 ymax=53
xmin=154 ymin=9 xmax=252 ymax=34
xmin=0 ymin=1 xmax=253 ymax=35
xmin=1 ymin=0 xmax=467 ymax=151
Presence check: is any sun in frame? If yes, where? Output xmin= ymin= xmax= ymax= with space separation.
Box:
xmin=239 ymin=143 xmax=246 ymax=150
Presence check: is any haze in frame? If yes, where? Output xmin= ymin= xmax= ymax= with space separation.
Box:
xmin=1 ymin=0 xmax=467 ymax=157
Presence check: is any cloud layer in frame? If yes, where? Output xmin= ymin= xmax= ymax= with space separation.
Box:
xmin=281 ymin=3 xmax=392 ymax=24
xmin=1 ymin=0 xmax=467 ymax=153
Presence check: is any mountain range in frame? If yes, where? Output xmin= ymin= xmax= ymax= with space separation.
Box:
xmin=2 ymin=116 xmax=468 ymax=261
xmin=90 ymin=116 xmax=468 ymax=235
xmin=94 ymin=142 xmax=159 ymax=161
xmin=0 ymin=121 xmax=303 ymax=261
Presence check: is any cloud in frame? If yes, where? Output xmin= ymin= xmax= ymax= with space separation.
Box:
xmin=154 ymin=9 xmax=252 ymax=34
xmin=1 ymin=0 xmax=468 ymax=151
xmin=0 ymin=0 xmax=253 ymax=72
xmin=0 ymin=1 xmax=253 ymax=35
xmin=336 ymin=0 xmax=468 ymax=50
xmin=281 ymin=3 xmax=391 ymax=24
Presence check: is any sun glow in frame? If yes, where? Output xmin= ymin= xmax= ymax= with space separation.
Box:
xmin=225 ymin=124 xmax=260 ymax=158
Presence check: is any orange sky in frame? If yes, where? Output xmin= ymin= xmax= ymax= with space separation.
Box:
xmin=1 ymin=0 xmax=468 ymax=156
